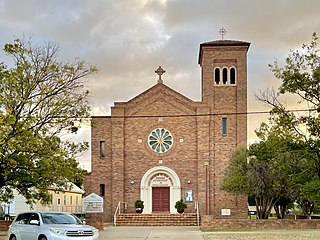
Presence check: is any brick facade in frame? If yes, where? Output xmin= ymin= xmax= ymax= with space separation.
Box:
xmin=84 ymin=39 xmax=251 ymax=222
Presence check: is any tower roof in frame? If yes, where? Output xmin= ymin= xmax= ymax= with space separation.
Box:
xmin=200 ymin=39 xmax=250 ymax=46
xmin=198 ymin=39 xmax=251 ymax=64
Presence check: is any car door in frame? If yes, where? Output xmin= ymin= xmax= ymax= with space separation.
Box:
xmin=24 ymin=212 xmax=41 ymax=240
xmin=14 ymin=213 xmax=31 ymax=239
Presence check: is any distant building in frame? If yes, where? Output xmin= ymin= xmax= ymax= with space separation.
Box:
xmin=1 ymin=182 xmax=84 ymax=217
xmin=85 ymin=38 xmax=250 ymax=222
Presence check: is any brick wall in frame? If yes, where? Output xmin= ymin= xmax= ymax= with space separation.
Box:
xmin=84 ymin=117 xmax=113 ymax=222
xmin=201 ymin=215 xmax=320 ymax=230
xmin=0 ymin=220 xmax=11 ymax=231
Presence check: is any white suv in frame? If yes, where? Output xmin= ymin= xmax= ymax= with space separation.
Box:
xmin=8 ymin=212 xmax=99 ymax=240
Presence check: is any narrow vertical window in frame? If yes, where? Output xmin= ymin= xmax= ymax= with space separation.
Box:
xmin=76 ymin=196 xmax=79 ymax=205
xmin=64 ymin=195 xmax=66 ymax=205
xmin=100 ymin=141 xmax=105 ymax=159
xmin=100 ymin=184 xmax=105 ymax=197
xmin=70 ymin=196 xmax=73 ymax=205
xmin=222 ymin=68 xmax=228 ymax=84
xmin=222 ymin=117 xmax=227 ymax=136
xmin=230 ymin=67 xmax=236 ymax=84
xmin=214 ymin=68 xmax=220 ymax=84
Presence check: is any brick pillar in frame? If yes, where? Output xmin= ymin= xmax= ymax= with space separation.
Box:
xmin=111 ymin=107 xmax=125 ymax=218
xmin=0 ymin=220 xmax=12 ymax=231
xmin=85 ymin=213 xmax=104 ymax=230
xmin=196 ymin=106 xmax=210 ymax=216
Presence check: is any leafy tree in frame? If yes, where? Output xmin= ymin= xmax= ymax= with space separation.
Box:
xmin=0 ymin=38 xmax=97 ymax=205
xmin=221 ymin=124 xmax=301 ymax=219
xmin=220 ymin=147 xmax=250 ymax=195
xmin=256 ymin=32 xmax=320 ymax=216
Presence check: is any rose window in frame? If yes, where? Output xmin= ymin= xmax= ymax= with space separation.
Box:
xmin=148 ymin=128 xmax=173 ymax=153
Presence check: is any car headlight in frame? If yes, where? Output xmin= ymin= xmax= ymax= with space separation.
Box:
xmin=50 ymin=228 xmax=66 ymax=235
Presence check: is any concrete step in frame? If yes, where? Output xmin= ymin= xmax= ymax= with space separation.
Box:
xmin=115 ymin=213 xmax=199 ymax=226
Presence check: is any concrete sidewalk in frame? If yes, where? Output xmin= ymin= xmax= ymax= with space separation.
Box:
xmin=100 ymin=226 xmax=204 ymax=240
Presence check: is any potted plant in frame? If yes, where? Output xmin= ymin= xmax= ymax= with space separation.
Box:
xmin=135 ymin=199 xmax=144 ymax=214
xmin=175 ymin=199 xmax=187 ymax=213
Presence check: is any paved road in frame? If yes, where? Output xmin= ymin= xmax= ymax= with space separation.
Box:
xmin=100 ymin=226 xmax=204 ymax=240
xmin=4 ymin=228 xmax=320 ymax=240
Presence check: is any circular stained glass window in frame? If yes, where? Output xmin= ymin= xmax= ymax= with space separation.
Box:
xmin=148 ymin=128 xmax=173 ymax=153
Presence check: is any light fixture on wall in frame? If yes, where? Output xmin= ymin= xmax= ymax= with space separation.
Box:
xmin=130 ymin=181 xmax=135 ymax=184
xmin=204 ymin=159 xmax=209 ymax=166
xmin=187 ymin=180 xmax=191 ymax=184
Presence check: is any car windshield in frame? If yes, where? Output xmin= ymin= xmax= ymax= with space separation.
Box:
xmin=40 ymin=213 xmax=83 ymax=224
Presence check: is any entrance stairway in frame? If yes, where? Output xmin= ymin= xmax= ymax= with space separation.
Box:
xmin=115 ymin=213 xmax=199 ymax=226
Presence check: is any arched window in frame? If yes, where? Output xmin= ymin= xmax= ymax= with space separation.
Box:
xmin=230 ymin=67 xmax=236 ymax=84
xmin=214 ymin=68 xmax=220 ymax=84
xmin=222 ymin=68 xmax=228 ymax=84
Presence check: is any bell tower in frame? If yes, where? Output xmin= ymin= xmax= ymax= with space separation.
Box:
xmin=198 ymin=37 xmax=250 ymax=217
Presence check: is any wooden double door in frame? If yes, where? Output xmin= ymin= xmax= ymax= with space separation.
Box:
xmin=152 ymin=187 xmax=170 ymax=212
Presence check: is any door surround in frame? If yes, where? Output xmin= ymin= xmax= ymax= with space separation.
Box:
xmin=140 ymin=166 xmax=181 ymax=214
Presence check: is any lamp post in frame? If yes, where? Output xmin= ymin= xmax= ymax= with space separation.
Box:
xmin=204 ymin=159 xmax=209 ymax=215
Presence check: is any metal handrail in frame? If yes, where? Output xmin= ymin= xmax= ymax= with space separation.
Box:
xmin=195 ymin=201 xmax=200 ymax=226
xmin=113 ymin=202 xmax=127 ymax=226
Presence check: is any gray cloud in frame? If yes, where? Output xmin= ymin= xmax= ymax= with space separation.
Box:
xmin=1 ymin=0 xmax=319 ymax=147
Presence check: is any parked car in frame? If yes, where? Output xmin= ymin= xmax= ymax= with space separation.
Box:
xmin=7 ymin=211 xmax=99 ymax=240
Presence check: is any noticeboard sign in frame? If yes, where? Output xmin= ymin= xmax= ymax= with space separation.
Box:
xmin=83 ymin=193 xmax=104 ymax=213
xmin=185 ymin=190 xmax=193 ymax=202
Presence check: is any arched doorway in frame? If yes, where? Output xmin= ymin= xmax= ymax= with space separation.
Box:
xmin=140 ymin=166 xmax=181 ymax=214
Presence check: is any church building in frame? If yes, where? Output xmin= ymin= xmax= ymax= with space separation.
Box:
xmin=84 ymin=38 xmax=250 ymax=222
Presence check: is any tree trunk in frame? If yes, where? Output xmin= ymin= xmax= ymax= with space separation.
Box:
xmin=300 ymin=200 xmax=314 ymax=219
xmin=274 ymin=205 xmax=281 ymax=219
xmin=274 ymin=203 xmax=287 ymax=219
xmin=255 ymin=197 xmax=274 ymax=219
xmin=280 ymin=204 xmax=287 ymax=219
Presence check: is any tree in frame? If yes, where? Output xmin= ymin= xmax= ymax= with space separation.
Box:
xmin=0 ymin=38 xmax=97 ymax=205
xmin=256 ymin=32 xmax=320 ymax=216
xmin=221 ymin=145 xmax=281 ymax=219
xmin=221 ymin=124 xmax=301 ymax=219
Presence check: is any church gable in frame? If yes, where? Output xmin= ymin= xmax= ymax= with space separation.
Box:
xmin=113 ymin=83 xmax=197 ymax=117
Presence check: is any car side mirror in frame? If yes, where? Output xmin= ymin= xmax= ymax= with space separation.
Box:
xmin=82 ymin=220 xmax=86 ymax=224
xmin=30 ymin=220 xmax=40 ymax=226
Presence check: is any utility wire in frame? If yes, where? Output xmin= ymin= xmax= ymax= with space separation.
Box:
xmin=90 ymin=108 xmax=317 ymax=119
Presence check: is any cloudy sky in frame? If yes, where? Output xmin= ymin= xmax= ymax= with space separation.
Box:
xmin=0 ymin=0 xmax=319 ymax=170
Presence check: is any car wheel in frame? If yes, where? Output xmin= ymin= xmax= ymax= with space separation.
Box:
xmin=10 ymin=236 xmax=16 ymax=240
xmin=39 ymin=236 xmax=47 ymax=240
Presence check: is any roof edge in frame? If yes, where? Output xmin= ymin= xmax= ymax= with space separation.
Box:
xmin=198 ymin=39 xmax=251 ymax=65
